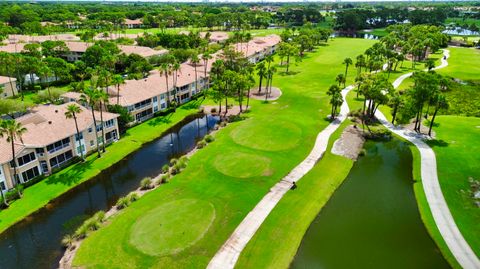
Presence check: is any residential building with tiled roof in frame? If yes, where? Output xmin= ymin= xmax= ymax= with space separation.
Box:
xmin=0 ymin=103 xmax=119 ymax=193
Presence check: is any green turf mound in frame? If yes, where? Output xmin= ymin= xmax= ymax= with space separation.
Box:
xmin=213 ymin=152 xmax=272 ymax=178
xmin=230 ymin=118 xmax=302 ymax=151
xmin=129 ymin=199 xmax=215 ymax=256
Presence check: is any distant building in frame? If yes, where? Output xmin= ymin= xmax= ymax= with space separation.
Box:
xmin=124 ymin=19 xmax=143 ymax=29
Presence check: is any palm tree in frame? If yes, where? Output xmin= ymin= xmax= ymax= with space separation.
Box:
xmin=160 ymin=62 xmax=172 ymax=108
xmin=355 ymin=54 xmax=366 ymax=75
xmin=65 ymin=104 xmax=85 ymax=161
xmin=343 ymin=57 xmax=353 ymax=81
xmin=327 ymin=85 xmax=343 ymax=119
xmin=80 ymin=88 xmax=102 ymax=158
xmin=335 ymin=73 xmax=346 ymax=88
xmin=112 ymin=74 xmax=124 ymax=105
xmin=265 ymin=66 xmax=277 ymax=102
xmin=97 ymin=90 xmax=110 ymax=153
xmin=38 ymin=64 xmax=53 ymax=101
xmin=256 ymin=62 xmax=266 ymax=93
xmin=201 ymin=52 xmax=212 ymax=90
xmin=0 ymin=119 xmax=27 ymax=198
xmin=191 ymin=53 xmax=200 ymax=96
xmin=428 ymin=94 xmax=448 ymax=136
xmin=172 ymin=61 xmax=181 ymax=107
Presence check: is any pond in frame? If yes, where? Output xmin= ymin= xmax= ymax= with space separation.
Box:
xmin=0 ymin=114 xmax=218 ymax=269
xmin=291 ymin=139 xmax=450 ymax=269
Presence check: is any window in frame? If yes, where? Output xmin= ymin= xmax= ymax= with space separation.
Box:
xmin=0 ymin=181 xmax=5 ymax=191
xmin=88 ymin=127 xmax=93 ymax=133
xmin=49 ymin=150 xmax=73 ymax=169
xmin=161 ymin=103 xmax=166 ymax=109
xmin=40 ymin=161 xmax=48 ymax=173
xmin=153 ymin=96 xmax=158 ymax=102
xmin=76 ymin=145 xmax=85 ymax=153
xmin=160 ymin=94 xmax=165 ymax=100
xmin=104 ymin=119 xmax=114 ymax=128
xmin=75 ymin=132 xmax=83 ymax=141
xmin=21 ymin=166 xmax=40 ymax=182
xmin=128 ymin=105 xmax=134 ymax=112
xmin=46 ymin=138 xmax=70 ymax=154
xmin=96 ymin=124 xmax=103 ymax=132
xmin=134 ymin=99 xmax=152 ymax=110
xmin=17 ymin=152 xmax=36 ymax=167
xmin=35 ymin=148 xmax=45 ymax=154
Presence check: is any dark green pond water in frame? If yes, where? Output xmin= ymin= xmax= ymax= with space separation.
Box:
xmin=291 ymin=139 xmax=450 ymax=269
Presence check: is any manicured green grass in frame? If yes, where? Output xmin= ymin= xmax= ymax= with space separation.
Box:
xmin=73 ymin=38 xmax=376 ymax=268
xmin=360 ymin=28 xmax=388 ymax=37
xmin=0 ymin=105 xmax=199 ymax=234
xmin=427 ymin=116 xmax=480 ymax=258
xmin=438 ymin=47 xmax=480 ymax=82
xmin=129 ymin=199 xmax=216 ymax=256
xmin=213 ymin=152 xmax=272 ymax=178
xmin=236 ymin=90 xmax=365 ymax=269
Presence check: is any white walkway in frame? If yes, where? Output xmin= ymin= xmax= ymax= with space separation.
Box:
xmin=207 ymin=86 xmax=354 ymax=269
xmin=376 ymin=49 xmax=480 ymax=269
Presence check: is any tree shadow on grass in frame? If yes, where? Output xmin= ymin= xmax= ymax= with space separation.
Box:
xmin=427 ymin=139 xmax=449 ymax=148
xmin=45 ymin=158 xmax=96 ymax=187
xmin=147 ymin=113 xmax=174 ymax=127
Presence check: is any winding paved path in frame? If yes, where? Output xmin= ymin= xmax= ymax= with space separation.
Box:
xmin=375 ymin=49 xmax=480 ymax=269
xmin=207 ymin=86 xmax=354 ymax=269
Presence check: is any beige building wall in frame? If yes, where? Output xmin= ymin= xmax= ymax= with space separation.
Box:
xmin=0 ymin=80 xmax=18 ymax=98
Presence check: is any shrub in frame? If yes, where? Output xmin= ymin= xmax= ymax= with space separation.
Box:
xmin=162 ymin=164 xmax=170 ymax=173
xmin=160 ymin=173 xmax=170 ymax=184
xmin=170 ymin=158 xmax=178 ymax=166
xmin=204 ymin=135 xmax=215 ymax=143
xmin=128 ymin=192 xmax=139 ymax=202
xmin=197 ymin=140 xmax=207 ymax=149
xmin=140 ymin=177 xmax=153 ymax=190
xmin=92 ymin=211 xmax=106 ymax=223
xmin=74 ymin=224 xmax=89 ymax=239
xmin=170 ymin=163 xmax=181 ymax=175
xmin=219 ymin=121 xmax=227 ymax=127
xmin=61 ymin=234 xmax=75 ymax=249
xmin=74 ymin=216 xmax=101 ymax=239
xmin=116 ymin=196 xmax=131 ymax=210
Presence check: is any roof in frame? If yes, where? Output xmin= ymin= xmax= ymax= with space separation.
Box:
xmin=232 ymin=35 xmax=281 ymax=58
xmin=0 ymin=41 xmax=167 ymax=58
xmin=0 ymin=103 xmax=119 ymax=164
xmin=109 ymin=62 xmax=207 ymax=107
xmin=7 ymin=34 xmax=80 ymax=43
xmin=124 ymin=19 xmax=142 ymax=25
xmin=200 ymin=31 xmax=229 ymax=42
xmin=0 ymin=76 xmax=16 ymax=85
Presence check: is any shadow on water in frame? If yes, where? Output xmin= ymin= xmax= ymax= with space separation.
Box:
xmin=290 ymin=139 xmax=450 ymax=269
xmin=0 ymin=113 xmax=218 ymax=269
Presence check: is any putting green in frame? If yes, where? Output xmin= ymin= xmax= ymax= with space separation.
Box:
xmin=213 ymin=152 xmax=272 ymax=178
xmin=129 ymin=199 xmax=215 ymax=256
xmin=230 ymin=118 xmax=302 ymax=151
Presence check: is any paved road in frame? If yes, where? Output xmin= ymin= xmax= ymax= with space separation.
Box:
xmin=207 ymin=86 xmax=354 ymax=269
xmin=376 ymin=49 xmax=480 ymax=269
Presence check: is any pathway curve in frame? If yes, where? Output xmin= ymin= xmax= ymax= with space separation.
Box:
xmin=207 ymin=86 xmax=354 ymax=269
xmin=376 ymin=49 xmax=480 ymax=269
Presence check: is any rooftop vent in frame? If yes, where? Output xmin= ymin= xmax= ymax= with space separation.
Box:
xmin=48 ymin=121 xmax=52 ymax=124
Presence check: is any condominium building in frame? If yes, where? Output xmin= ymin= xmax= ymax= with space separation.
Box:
xmin=0 ymin=103 xmax=120 ymax=193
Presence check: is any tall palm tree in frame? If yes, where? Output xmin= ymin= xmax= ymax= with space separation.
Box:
xmin=0 ymin=119 xmax=27 ymax=198
xmin=172 ymin=61 xmax=181 ymax=107
xmin=355 ymin=54 xmax=366 ymax=75
xmin=343 ymin=57 xmax=353 ymax=81
xmin=112 ymin=74 xmax=124 ymax=105
xmin=335 ymin=73 xmax=346 ymax=88
xmin=160 ymin=62 xmax=172 ymax=108
xmin=97 ymin=90 xmax=109 ymax=153
xmin=80 ymin=88 xmax=102 ymax=158
xmin=201 ymin=52 xmax=212 ymax=94
xmin=191 ymin=53 xmax=200 ymax=95
xmin=65 ymin=104 xmax=85 ymax=161
xmin=256 ymin=62 xmax=266 ymax=93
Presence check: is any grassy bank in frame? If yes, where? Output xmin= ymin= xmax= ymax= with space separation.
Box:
xmin=426 ymin=116 xmax=480 ymax=258
xmin=73 ymin=38 xmax=376 ymax=268
xmin=0 ymin=105 xmax=199 ymax=234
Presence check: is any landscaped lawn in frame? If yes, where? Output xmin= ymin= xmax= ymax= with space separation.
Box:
xmin=0 ymin=105 xmax=199 ymax=234
xmin=438 ymin=47 xmax=480 ymax=82
xmin=427 ymin=116 xmax=480 ymax=258
xmin=73 ymin=38 xmax=376 ymax=268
